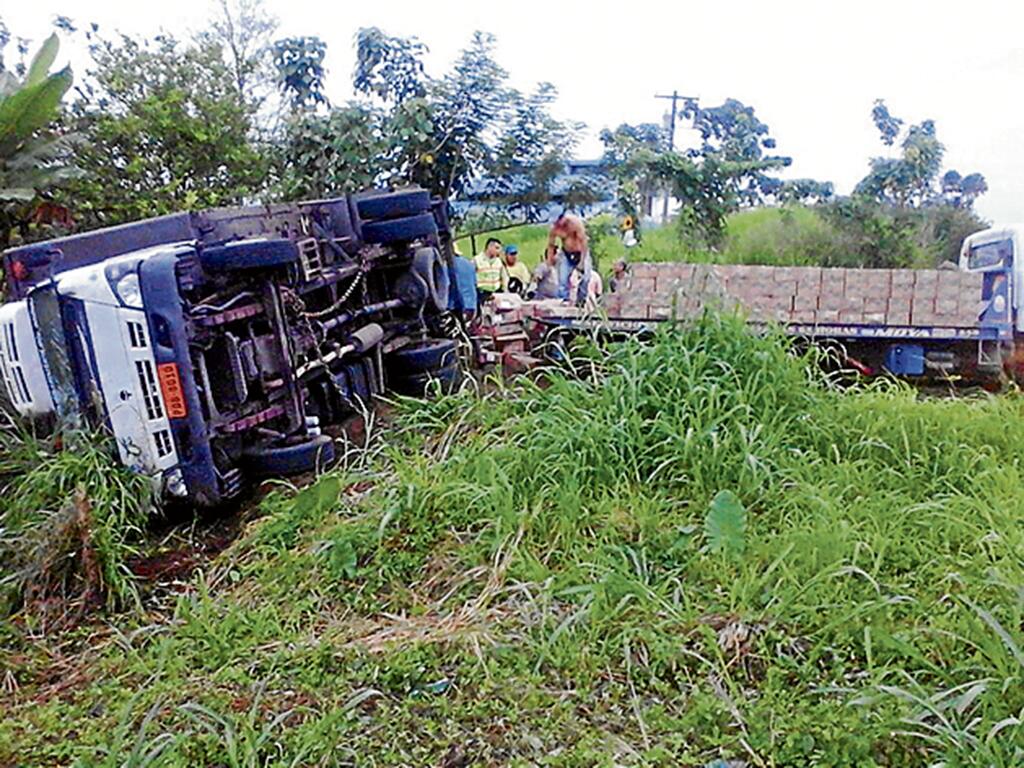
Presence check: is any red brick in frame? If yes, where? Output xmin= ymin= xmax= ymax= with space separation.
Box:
xmin=887 ymin=298 xmax=911 ymax=314
xmin=630 ymin=276 xmax=656 ymax=295
xmin=821 ymin=268 xmax=845 ymax=284
xmin=914 ymin=273 xmax=938 ymax=298
xmin=890 ymin=270 xmax=916 ymax=287
xmin=816 ymin=309 xmax=840 ymax=323
xmin=911 ymin=297 xmax=935 ymax=314
xmin=616 ymin=297 xmax=649 ymax=318
xmin=630 ymin=264 xmax=657 ymax=280
xmin=794 ymin=294 xmax=818 ymax=312
xmin=819 ymin=293 xmax=845 ymax=311
xmin=864 ymin=297 xmax=888 ymax=313
xmin=885 ymin=311 xmax=911 ymax=326
xmin=889 ymin=284 xmax=914 ymax=300
xmin=602 ymin=294 xmax=623 ymax=316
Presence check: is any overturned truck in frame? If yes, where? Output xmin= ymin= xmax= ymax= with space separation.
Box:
xmin=0 ymin=188 xmax=459 ymax=506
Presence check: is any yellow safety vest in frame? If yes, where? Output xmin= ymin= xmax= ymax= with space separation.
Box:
xmin=474 ymin=253 xmax=507 ymax=293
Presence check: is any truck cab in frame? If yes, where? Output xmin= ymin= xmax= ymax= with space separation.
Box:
xmin=960 ymin=225 xmax=1021 ymax=332
xmin=0 ymin=188 xmax=464 ymax=505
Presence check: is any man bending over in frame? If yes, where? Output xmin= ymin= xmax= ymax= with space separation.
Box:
xmin=547 ymin=213 xmax=593 ymax=306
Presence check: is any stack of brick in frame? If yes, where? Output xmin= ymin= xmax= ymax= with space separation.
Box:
xmin=602 ymin=263 xmax=983 ymax=329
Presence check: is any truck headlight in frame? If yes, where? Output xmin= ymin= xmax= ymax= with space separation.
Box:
xmin=113 ymin=272 xmax=143 ymax=308
xmin=165 ymin=470 xmax=187 ymax=498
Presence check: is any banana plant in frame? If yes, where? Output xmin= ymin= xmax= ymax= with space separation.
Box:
xmin=0 ymin=33 xmax=76 ymax=245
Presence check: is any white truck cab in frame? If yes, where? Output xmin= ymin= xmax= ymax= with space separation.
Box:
xmin=961 ymin=225 xmax=1024 ymax=331
xmin=0 ymin=299 xmax=54 ymax=418
xmin=1 ymin=245 xmax=191 ymax=495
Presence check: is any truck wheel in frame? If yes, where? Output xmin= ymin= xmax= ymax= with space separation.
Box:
xmin=200 ymin=239 xmax=299 ymax=271
xmin=243 ymin=434 xmax=335 ymax=476
xmin=389 ymin=362 xmax=461 ymax=396
xmin=412 ymin=247 xmax=450 ymax=311
xmin=387 ymin=338 xmax=458 ymax=373
xmin=361 ymin=214 xmax=438 ymax=246
xmin=431 ymin=198 xmax=452 ymax=234
xmin=355 ymin=189 xmax=431 ymax=221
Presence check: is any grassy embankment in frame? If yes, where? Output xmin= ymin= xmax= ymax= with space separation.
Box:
xmin=455 ymin=205 xmax=936 ymax=273
xmin=3 ymin=315 xmax=1024 ymax=765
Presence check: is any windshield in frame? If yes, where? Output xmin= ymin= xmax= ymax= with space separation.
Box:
xmin=28 ymin=284 xmax=81 ymax=423
xmin=968 ymin=239 xmax=1012 ymax=270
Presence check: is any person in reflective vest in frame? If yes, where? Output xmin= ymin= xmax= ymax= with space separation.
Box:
xmin=473 ymin=237 xmax=508 ymax=302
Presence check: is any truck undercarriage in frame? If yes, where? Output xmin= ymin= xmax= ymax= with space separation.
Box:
xmin=1 ymin=188 xmax=463 ymax=505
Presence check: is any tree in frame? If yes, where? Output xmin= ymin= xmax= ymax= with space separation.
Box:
xmin=600 ymin=122 xmax=666 ymax=223
xmin=941 ymin=169 xmax=988 ymax=210
xmin=0 ymin=32 xmax=77 ymax=248
xmin=679 ymin=97 xmax=792 ymax=206
xmin=354 ymin=27 xmax=427 ymax=105
xmin=870 ymin=99 xmax=902 ymax=147
xmin=277 ymin=27 xmax=584 ymax=219
xmin=273 ymin=36 xmax=327 ymax=110
xmin=199 ymin=0 xmax=279 ymax=122
xmin=856 ymin=99 xmax=986 ymax=210
xmin=774 ymin=178 xmax=834 ymax=204
xmin=474 ymin=83 xmax=590 ymax=221
xmin=57 ymin=31 xmax=268 ymax=227
xmin=600 ymin=100 xmax=798 ymax=247
xmin=277 ymin=104 xmax=388 ymax=199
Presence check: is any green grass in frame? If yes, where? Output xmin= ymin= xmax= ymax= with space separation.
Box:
xmin=4 ymin=315 xmax=1024 ymax=765
xmin=456 ymin=207 xmax=850 ymax=276
xmin=0 ymin=415 xmax=154 ymax=617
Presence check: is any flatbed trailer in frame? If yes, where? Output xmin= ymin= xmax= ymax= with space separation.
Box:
xmin=479 ymin=226 xmax=1022 ymax=383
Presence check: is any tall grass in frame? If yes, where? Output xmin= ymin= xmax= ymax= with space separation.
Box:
xmin=6 ymin=316 xmax=1024 ymax=764
xmin=0 ymin=423 xmax=154 ymax=618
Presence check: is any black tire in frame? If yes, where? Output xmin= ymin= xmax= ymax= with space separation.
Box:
xmin=431 ymin=198 xmax=451 ymax=235
xmin=200 ymin=239 xmax=299 ymax=271
xmin=361 ymin=214 xmax=437 ymax=245
xmin=389 ymin=363 xmax=460 ymax=396
xmin=387 ymin=338 xmax=458 ymax=373
xmin=412 ymin=247 xmax=449 ymax=311
xmin=243 ymin=434 xmax=335 ymax=476
xmin=355 ymin=189 xmax=431 ymax=221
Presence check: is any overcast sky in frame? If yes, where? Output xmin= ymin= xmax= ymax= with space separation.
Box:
xmin=5 ymin=0 xmax=1024 ymax=223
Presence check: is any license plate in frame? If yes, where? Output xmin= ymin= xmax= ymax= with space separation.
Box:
xmin=156 ymin=362 xmax=188 ymax=419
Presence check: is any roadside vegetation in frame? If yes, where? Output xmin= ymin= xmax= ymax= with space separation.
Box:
xmin=0 ymin=410 xmax=154 ymax=620
xmin=0 ymin=6 xmax=1015 ymax=766
xmin=4 ymin=315 xmax=1024 ymax=765
xmin=460 ymin=200 xmax=983 ymax=275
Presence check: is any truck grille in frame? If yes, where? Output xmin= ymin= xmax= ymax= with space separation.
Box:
xmin=134 ymin=359 xmax=164 ymax=421
xmin=127 ymin=320 xmax=148 ymax=349
xmin=1 ymin=321 xmax=31 ymax=405
xmin=153 ymin=428 xmax=174 ymax=457
xmin=4 ymin=323 xmax=18 ymax=361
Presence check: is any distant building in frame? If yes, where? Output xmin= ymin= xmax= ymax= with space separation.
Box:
xmin=453 ymin=159 xmax=618 ymax=222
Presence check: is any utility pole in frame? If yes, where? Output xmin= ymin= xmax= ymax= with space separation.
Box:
xmin=654 ymin=90 xmax=698 ymax=221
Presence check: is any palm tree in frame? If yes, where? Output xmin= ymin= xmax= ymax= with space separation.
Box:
xmin=0 ymin=33 xmax=76 ymax=248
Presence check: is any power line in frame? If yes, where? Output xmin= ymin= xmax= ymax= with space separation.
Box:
xmin=654 ymin=91 xmax=698 ymax=219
